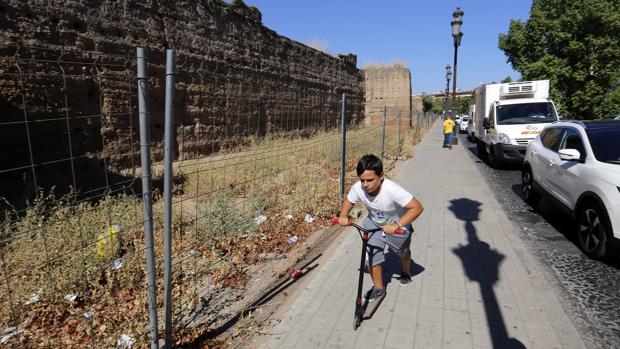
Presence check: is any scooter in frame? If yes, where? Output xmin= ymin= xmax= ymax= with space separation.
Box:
xmin=330 ymin=217 xmax=404 ymax=330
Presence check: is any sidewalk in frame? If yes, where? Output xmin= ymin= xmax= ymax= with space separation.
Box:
xmin=256 ymin=124 xmax=586 ymax=349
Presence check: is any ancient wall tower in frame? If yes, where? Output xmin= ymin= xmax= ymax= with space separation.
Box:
xmin=363 ymin=67 xmax=412 ymax=126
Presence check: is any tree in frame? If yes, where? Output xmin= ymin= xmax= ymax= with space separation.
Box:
xmin=501 ymin=76 xmax=513 ymax=83
xmin=456 ymin=95 xmax=474 ymax=115
xmin=499 ymin=0 xmax=620 ymax=119
xmin=421 ymin=94 xmax=434 ymax=113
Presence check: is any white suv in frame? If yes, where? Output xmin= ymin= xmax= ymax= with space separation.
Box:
xmin=522 ymin=120 xmax=620 ymax=259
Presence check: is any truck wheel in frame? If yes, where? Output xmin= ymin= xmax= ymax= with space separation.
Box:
xmin=577 ymin=201 xmax=613 ymax=259
xmin=521 ymin=168 xmax=541 ymax=207
xmin=487 ymin=147 xmax=500 ymax=168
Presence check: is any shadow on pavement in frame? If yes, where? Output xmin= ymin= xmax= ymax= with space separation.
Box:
xmin=449 ymin=198 xmax=526 ymax=349
xmin=381 ymin=253 xmax=425 ymax=287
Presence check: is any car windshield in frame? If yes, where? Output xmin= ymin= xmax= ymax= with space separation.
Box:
xmin=496 ymin=102 xmax=557 ymax=125
xmin=462 ymin=117 xmax=468 ymax=122
xmin=586 ymin=126 xmax=620 ymax=164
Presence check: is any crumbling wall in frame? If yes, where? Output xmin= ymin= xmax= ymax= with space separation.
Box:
xmin=0 ymin=0 xmax=364 ymax=205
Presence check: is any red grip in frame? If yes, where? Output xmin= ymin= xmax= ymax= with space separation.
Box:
xmin=330 ymin=217 xmax=339 ymax=224
xmin=393 ymin=229 xmax=405 ymax=235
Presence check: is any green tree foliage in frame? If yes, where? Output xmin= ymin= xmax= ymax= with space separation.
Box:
xmin=499 ymin=0 xmax=620 ymax=119
xmin=456 ymin=95 xmax=474 ymax=114
xmin=421 ymin=94 xmax=434 ymax=113
xmin=429 ymin=95 xmax=473 ymax=115
xmin=501 ymin=76 xmax=513 ymax=83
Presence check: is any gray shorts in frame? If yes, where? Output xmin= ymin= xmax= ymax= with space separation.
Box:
xmin=364 ymin=218 xmax=412 ymax=267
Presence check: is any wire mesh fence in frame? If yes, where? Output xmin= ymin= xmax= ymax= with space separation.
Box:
xmin=0 ymin=43 xmax=435 ymax=348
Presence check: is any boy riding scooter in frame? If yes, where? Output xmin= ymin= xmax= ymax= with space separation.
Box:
xmin=337 ymin=154 xmax=424 ymax=301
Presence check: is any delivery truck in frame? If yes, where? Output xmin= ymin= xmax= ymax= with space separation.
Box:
xmin=474 ymin=80 xmax=559 ymax=167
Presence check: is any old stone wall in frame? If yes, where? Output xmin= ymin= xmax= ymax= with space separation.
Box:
xmin=0 ymin=0 xmax=364 ymax=206
xmin=363 ymin=67 xmax=411 ymax=126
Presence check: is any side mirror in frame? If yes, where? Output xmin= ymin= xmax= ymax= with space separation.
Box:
xmin=483 ymin=119 xmax=491 ymax=129
xmin=559 ymin=149 xmax=582 ymax=162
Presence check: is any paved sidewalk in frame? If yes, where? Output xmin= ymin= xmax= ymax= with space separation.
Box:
xmin=257 ymin=124 xmax=586 ymax=349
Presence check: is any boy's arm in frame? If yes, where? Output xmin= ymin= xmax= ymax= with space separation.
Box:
xmin=384 ymin=197 xmax=424 ymax=234
xmin=337 ymin=198 xmax=354 ymax=225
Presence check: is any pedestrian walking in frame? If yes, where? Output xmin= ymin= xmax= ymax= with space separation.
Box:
xmin=443 ymin=115 xmax=455 ymax=149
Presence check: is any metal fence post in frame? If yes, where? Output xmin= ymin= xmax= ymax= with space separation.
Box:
xmin=397 ymin=110 xmax=401 ymax=159
xmin=416 ymin=111 xmax=420 ymax=137
xmin=339 ymin=93 xmax=346 ymax=203
xmin=137 ymin=47 xmax=160 ymax=349
xmin=163 ymin=49 xmax=175 ymax=349
xmin=381 ymin=106 xmax=386 ymax=161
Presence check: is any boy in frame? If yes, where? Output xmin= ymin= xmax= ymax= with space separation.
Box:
xmin=337 ymin=155 xmax=424 ymax=301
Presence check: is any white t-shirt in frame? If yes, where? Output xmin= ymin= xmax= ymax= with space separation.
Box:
xmin=347 ymin=178 xmax=413 ymax=227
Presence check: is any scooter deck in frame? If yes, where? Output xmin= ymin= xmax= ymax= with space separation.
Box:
xmin=362 ymin=292 xmax=386 ymax=319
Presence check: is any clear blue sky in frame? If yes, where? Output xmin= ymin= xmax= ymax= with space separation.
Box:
xmin=246 ymin=0 xmax=532 ymax=94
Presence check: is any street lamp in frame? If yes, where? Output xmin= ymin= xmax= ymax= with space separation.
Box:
xmin=451 ymin=7 xmax=463 ymax=144
xmin=443 ymin=64 xmax=452 ymax=117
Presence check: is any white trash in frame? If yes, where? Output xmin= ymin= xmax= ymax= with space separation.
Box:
xmin=254 ymin=215 xmax=267 ymax=225
xmin=287 ymin=236 xmax=298 ymax=244
xmin=116 ymin=334 xmax=135 ymax=349
xmin=109 ymin=258 xmax=126 ymax=270
xmin=304 ymin=214 xmax=314 ymax=223
xmin=64 ymin=294 xmax=78 ymax=302
xmin=24 ymin=289 xmax=42 ymax=305
xmin=1 ymin=327 xmax=24 ymax=344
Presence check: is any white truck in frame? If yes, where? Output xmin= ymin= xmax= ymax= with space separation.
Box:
xmin=474 ymin=80 xmax=559 ymax=167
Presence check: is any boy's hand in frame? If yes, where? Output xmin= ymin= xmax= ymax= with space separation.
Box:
xmin=383 ymin=223 xmax=400 ymax=234
xmin=338 ymin=217 xmax=351 ymax=226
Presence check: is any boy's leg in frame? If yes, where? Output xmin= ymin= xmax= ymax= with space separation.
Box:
xmin=400 ymin=252 xmax=411 ymax=275
xmin=370 ymin=263 xmax=384 ymax=289
xmin=386 ymin=232 xmax=413 ymax=276
xmin=364 ymin=219 xmax=388 ymax=291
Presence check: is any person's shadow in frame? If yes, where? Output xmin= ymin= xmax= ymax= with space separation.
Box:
xmin=449 ymin=198 xmax=526 ymax=349
xmin=381 ymin=251 xmax=425 ymax=286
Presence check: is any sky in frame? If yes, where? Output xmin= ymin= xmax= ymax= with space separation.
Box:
xmin=245 ymin=0 xmax=533 ymax=94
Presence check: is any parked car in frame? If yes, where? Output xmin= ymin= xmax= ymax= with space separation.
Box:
xmin=459 ymin=117 xmax=469 ymax=133
xmin=522 ymin=120 xmax=620 ymax=259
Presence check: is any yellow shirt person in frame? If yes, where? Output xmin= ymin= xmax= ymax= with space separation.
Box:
xmin=443 ymin=118 xmax=455 ymax=134
xmin=443 ymin=117 xmax=455 ymax=149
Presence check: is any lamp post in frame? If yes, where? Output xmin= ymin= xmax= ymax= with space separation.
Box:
xmin=451 ymin=7 xmax=463 ymax=144
xmin=442 ymin=64 xmax=452 ymax=117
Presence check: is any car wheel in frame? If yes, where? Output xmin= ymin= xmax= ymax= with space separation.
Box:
xmin=521 ymin=168 xmax=540 ymax=206
xmin=577 ymin=202 xmax=612 ymax=259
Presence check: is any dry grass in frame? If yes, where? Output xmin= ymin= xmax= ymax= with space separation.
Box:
xmin=0 ymin=120 xmax=431 ymax=347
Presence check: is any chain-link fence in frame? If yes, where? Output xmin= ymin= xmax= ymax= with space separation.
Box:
xmin=0 ymin=44 xmax=435 ymax=348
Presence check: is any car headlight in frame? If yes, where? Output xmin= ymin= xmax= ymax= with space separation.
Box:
xmin=498 ymin=133 xmax=512 ymax=144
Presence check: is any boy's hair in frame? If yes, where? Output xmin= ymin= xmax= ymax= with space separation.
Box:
xmin=356 ymin=154 xmax=383 ymax=176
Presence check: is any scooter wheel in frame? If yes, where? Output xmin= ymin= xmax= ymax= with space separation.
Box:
xmin=353 ymin=315 xmax=361 ymax=330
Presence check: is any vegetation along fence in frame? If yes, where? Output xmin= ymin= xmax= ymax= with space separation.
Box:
xmin=0 ymin=43 xmax=435 ymax=348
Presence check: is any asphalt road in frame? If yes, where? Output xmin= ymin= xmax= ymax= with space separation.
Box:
xmin=457 ymin=131 xmax=620 ymax=349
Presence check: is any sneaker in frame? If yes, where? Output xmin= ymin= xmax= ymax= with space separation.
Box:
xmin=364 ymin=287 xmax=385 ymax=302
xmin=399 ymin=273 xmax=412 ymax=286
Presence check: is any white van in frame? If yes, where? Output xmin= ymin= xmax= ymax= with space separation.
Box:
xmin=474 ymin=80 xmax=559 ymax=167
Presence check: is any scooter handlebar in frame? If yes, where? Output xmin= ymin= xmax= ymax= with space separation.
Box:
xmin=330 ymin=217 xmax=405 ymax=234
